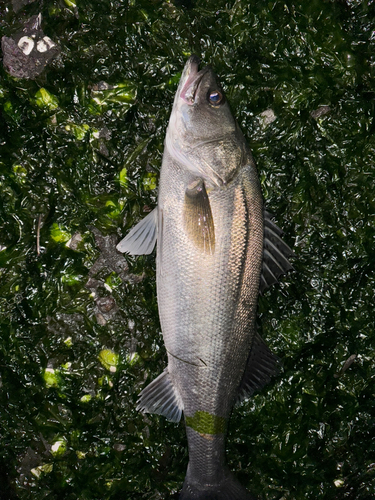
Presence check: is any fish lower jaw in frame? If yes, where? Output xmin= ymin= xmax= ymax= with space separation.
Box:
xmin=179 ymin=56 xmax=210 ymax=104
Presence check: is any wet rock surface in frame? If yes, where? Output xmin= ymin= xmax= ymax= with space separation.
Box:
xmin=2 ymin=14 xmax=59 ymax=79
xmin=12 ymin=0 xmax=37 ymax=12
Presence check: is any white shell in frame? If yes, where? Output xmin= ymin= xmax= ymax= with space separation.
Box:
xmin=18 ymin=36 xmax=34 ymax=55
xmin=37 ymin=37 xmax=56 ymax=53
xmin=36 ymin=39 xmax=48 ymax=53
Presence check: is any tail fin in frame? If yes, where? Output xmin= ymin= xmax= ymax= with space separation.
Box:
xmin=179 ymin=470 xmax=256 ymax=500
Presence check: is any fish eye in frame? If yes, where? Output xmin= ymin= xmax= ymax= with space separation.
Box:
xmin=208 ymin=91 xmax=223 ymax=106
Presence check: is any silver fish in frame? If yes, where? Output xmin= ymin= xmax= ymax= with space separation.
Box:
xmin=117 ymin=55 xmax=294 ymax=500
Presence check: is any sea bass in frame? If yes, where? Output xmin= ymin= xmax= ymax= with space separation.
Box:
xmin=117 ymin=55 xmax=294 ymax=499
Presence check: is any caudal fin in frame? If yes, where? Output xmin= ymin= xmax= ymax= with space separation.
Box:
xmin=179 ymin=470 xmax=256 ymax=500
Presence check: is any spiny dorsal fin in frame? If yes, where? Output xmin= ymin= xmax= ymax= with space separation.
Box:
xmin=184 ymin=179 xmax=215 ymax=255
xmin=137 ymin=368 xmax=183 ymax=423
xmin=260 ymin=210 xmax=295 ymax=294
xmin=235 ymin=332 xmax=281 ymax=404
xmin=116 ymin=207 xmax=158 ymax=255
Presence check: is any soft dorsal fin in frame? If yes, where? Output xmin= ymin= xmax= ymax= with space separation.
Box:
xmin=260 ymin=210 xmax=295 ymax=293
xmin=184 ymin=179 xmax=215 ymax=255
xmin=235 ymin=332 xmax=281 ymax=404
xmin=137 ymin=368 xmax=183 ymax=423
xmin=116 ymin=208 xmax=158 ymax=255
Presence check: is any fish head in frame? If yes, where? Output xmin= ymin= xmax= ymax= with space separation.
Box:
xmin=165 ymin=55 xmax=247 ymax=188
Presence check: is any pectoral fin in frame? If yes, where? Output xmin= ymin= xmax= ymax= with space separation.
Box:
xmin=116 ymin=207 xmax=158 ymax=255
xmin=137 ymin=368 xmax=183 ymax=423
xmin=236 ymin=332 xmax=281 ymax=404
xmin=260 ymin=210 xmax=295 ymax=293
xmin=184 ymin=179 xmax=215 ymax=254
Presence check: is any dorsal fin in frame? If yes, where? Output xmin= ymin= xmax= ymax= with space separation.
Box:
xmin=260 ymin=210 xmax=295 ymax=294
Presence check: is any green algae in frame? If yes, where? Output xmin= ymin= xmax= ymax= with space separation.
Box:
xmin=1 ymin=0 xmax=375 ymax=499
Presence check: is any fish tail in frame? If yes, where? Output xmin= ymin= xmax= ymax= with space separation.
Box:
xmin=179 ymin=469 xmax=256 ymax=500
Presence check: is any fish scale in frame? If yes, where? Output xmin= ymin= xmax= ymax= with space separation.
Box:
xmin=117 ymin=55 xmax=294 ymax=499
xmin=161 ymin=159 xmax=262 ymax=493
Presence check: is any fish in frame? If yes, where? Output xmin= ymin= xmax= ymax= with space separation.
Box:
xmin=117 ymin=55 xmax=294 ymax=500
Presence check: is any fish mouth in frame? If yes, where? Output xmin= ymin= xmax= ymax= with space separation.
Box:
xmin=180 ymin=55 xmax=209 ymax=104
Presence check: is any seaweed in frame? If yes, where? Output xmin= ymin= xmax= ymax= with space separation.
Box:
xmin=0 ymin=0 xmax=374 ymax=498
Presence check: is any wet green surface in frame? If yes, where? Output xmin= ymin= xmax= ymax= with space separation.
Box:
xmin=1 ymin=1 xmax=375 ymax=498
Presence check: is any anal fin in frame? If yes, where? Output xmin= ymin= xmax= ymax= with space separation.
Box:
xmin=236 ymin=332 xmax=281 ymax=404
xmin=137 ymin=368 xmax=183 ymax=423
